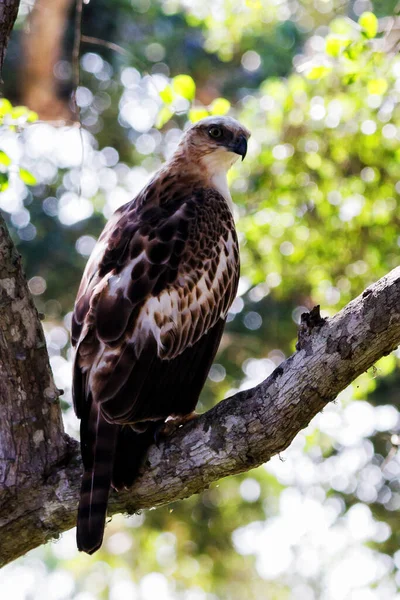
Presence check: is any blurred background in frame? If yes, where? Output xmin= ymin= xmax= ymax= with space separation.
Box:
xmin=1 ymin=0 xmax=400 ymax=598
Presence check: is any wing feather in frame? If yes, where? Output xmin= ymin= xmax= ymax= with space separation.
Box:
xmin=72 ymin=188 xmax=239 ymax=423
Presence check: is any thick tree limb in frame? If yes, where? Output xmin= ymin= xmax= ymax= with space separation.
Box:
xmin=0 ymin=0 xmax=20 ymax=76
xmin=21 ymin=0 xmax=74 ymax=120
xmin=1 ymin=213 xmax=400 ymax=566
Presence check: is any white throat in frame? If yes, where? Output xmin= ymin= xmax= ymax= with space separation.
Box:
xmin=201 ymin=149 xmax=238 ymax=214
xmin=210 ymin=170 xmax=234 ymax=213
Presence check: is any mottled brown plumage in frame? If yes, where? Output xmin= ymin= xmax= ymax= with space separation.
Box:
xmin=72 ymin=116 xmax=250 ymax=554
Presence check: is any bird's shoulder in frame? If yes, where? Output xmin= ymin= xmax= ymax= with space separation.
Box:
xmin=99 ymin=184 xmax=235 ymax=271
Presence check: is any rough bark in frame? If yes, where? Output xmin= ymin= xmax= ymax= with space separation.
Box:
xmin=0 ymin=215 xmax=68 ymax=504
xmin=21 ymin=0 xmax=74 ymax=120
xmin=0 ymin=0 xmax=20 ymax=76
xmin=1 ymin=211 xmax=400 ymax=566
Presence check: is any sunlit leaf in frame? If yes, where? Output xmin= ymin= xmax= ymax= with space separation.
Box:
xmin=325 ymin=35 xmax=351 ymax=57
xmin=342 ymin=72 xmax=358 ymax=85
xmin=344 ymin=41 xmax=366 ymax=60
xmin=0 ymin=151 xmax=11 ymax=166
xmin=159 ymin=85 xmax=173 ymax=104
xmin=189 ymin=107 xmax=209 ymax=122
xmin=359 ymin=11 xmax=378 ymax=39
xmin=367 ymin=78 xmax=388 ymax=95
xmin=156 ymin=106 xmax=174 ymax=129
xmin=0 ymin=98 xmax=12 ymax=118
xmin=172 ymin=74 xmax=196 ymax=100
xmin=19 ymin=168 xmax=37 ymax=185
xmin=209 ymin=98 xmax=231 ymax=116
xmin=27 ymin=110 xmax=39 ymax=123
xmin=186 ymin=14 xmax=201 ymax=27
xmin=330 ymin=16 xmax=356 ymax=36
xmin=245 ymin=0 xmax=262 ymax=8
xmin=306 ymin=66 xmax=332 ymax=80
xmin=11 ymin=106 xmax=30 ymax=120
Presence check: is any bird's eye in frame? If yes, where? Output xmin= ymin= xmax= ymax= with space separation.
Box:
xmin=209 ymin=126 xmax=223 ymax=139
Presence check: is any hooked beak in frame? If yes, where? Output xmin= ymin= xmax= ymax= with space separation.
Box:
xmin=230 ymin=135 xmax=248 ymax=161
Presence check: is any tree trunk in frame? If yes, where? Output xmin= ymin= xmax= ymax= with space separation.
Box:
xmin=1 ymin=212 xmax=400 ymax=566
xmin=0 ymin=214 xmax=69 ymax=521
xmin=20 ymin=0 xmax=74 ymax=120
xmin=0 ymin=0 xmax=20 ymax=76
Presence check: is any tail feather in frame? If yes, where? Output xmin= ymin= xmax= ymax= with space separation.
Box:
xmin=77 ymin=401 xmax=119 ymax=554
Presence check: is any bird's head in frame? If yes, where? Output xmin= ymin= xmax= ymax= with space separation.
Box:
xmin=173 ymin=116 xmax=251 ymax=179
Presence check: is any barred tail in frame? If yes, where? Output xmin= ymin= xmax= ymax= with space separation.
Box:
xmin=77 ymin=401 xmax=119 ymax=555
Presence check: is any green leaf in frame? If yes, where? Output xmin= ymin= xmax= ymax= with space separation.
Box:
xmin=342 ymin=72 xmax=358 ymax=85
xmin=306 ymin=66 xmax=332 ymax=80
xmin=209 ymin=97 xmax=231 ymax=116
xmin=359 ymin=11 xmax=378 ymax=39
xmin=172 ymin=74 xmax=196 ymax=100
xmin=155 ymin=106 xmax=174 ymax=129
xmin=0 ymin=98 xmax=12 ymax=118
xmin=11 ymin=106 xmax=30 ymax=120
xmin=0 ymin=151 xmax=11 ymax=167
xmin=159 ymin=85 xmax=174 ymax=104
xmin=27 ymin=110 xmax=39 ymax=123
xmin=189 ymin=107 xmax=209 ymax=123
xmin=19 ymin=168 xmax=37 ymax=186
xmin=0 ymin=172 xmax=9 ymax=191
xmin=325 ymin=35 xmax=351 ymax=57
xmin=330 ymin=17 xmax=355 ymax=36
xmin=344 ymin=41 xmax=366 ymax=61
xmin=367 ymin=78 xmax=388 ymax=95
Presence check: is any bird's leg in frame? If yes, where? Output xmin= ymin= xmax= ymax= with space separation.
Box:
xmin=166 ymin=411 xmax=199 ymax=429
xmin=154 ymin=412 xmax=199 ymax=445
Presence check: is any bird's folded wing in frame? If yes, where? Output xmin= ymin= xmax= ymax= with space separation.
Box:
xmin=71 ymin=189 xmax=239 ymax=423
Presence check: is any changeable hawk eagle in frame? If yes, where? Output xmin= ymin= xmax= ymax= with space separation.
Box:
xmin=71 ymin=116 xmax=250 ymax=554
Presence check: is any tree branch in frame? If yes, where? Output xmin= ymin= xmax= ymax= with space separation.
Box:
xmin=21 ymin=0 xmax=74 ymax=120
xmin=1 ymin=211 xmax=400 ymax=565
xmin=0 ymin=0 xmax=20 ymax=77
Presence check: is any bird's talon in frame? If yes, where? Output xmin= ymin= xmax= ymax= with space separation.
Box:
xmin=154 ymin=412 xmax=198 ymax=445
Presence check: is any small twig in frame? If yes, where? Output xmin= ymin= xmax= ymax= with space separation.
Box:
xmin=81 ymin=35 xmax=129 ymax=57
xmin=71 ymin=0 xmax=83 ymax=120
xmin=71 ymin=0 xmax=84 ymax=198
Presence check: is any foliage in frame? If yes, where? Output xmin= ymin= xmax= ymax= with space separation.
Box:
xmin=235 ymin=11 xmax=400 ymax=310
xmin=0 ymin=99 xmax=37 ymax=191
xmin=2 ymin=1 xmax=400 ymax=599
